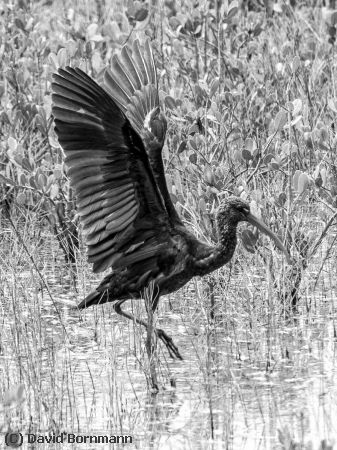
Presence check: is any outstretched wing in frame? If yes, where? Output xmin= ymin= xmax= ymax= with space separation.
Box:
xmin=99 ymin=39 xmax=182 ymax=224
xmin=52 ymin=67 xmax=174 ymax=274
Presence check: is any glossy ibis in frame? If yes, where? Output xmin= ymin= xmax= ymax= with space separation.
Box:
xmin=51 ymin=39 xmax=290 ymax=360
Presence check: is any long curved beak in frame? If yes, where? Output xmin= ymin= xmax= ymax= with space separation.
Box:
xmin=245 ymin=213 xmax=292 ymax=264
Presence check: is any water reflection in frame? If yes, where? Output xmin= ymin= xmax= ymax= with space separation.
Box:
xmin=1 ymin=240 xmax=337 ymax=449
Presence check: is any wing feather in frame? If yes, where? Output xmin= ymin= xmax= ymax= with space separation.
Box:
xmin=119 ymin=46 xmax=143 ymax=90
xmin=101 ymin=39 xmax=158 ymax=135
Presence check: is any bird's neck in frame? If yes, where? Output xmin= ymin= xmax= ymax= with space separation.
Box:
xmin=193 ymin=221 xmax=238 ymax=276
xmin=211 ymin=224 xmax=238 ymax=272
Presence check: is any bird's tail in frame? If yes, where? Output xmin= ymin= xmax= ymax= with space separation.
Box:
xmin=77 ymin=290 xmax=108 ymax=309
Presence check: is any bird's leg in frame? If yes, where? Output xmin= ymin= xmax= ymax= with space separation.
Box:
xmin=150 ymin=293 xmax=183 ymax=360
xmin=113 ymin=300 xmax=183 ymax=360
xmin=113 ymin=300 xmax=144 ymax=326
xmin=144 ymin=288 xmax=159 ymax=392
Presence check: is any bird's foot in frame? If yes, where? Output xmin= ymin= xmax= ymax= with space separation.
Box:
xmin=156 ymin=328 xmax=183 ymax=360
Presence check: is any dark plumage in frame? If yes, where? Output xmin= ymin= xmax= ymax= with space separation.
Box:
xmin=52 ymin=39 xmax=290 ymax=359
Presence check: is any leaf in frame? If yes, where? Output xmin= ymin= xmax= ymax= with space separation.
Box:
xmin=315 ymin=173 xmax=323 ymax=188
xmin=292 ymin=98 xmax=302 ymax=116
xmin=189 ymin=153 xmax=198 ymax=164
xmin=178 ymin=140 xmax=187 ymax=153
xmin=292 ymin=55 xmax=301 ymax=73
xmin=162 ymin=144 xmax=169 ymax=160
xmin=38 ymin=173 xmax=47 ymax=189
xmin=90 ymin=33 xmax=104 ymax=43
xmin=263 ymin=153 xmax=273 ymax=164
xmin=105 ymin=21 xmax=120 ymax=40
xmin=281 ymin=141 xmax=291 ymax=156
xmin=320 ymin=168 xmax=327 ymax=187
xmin=204 ymin=166 xmax=215 ymax=185
xmin=172 ymin=39 xmax=183 ymax=54
xmin=198 ymin=198 xmax=207 ymax=212
xmin=245 ymin=138 xmax=255 ymax=152
xmin=242 ymin=287 xmax=252 ymax=301
xmin=330 ymin=11 xmax=337 ymax=25
xmin=209 ymin=78 xmax=220 ymax=98
xmin=223 ymin=91 xmax=233 ymax=104
xmin=48 ymin=52 xmax=58 ymax=70
xmin=29 ymin=176 xmax=36 ymax=189
xmin=270 ymin=160 xmax=279 ymax=170
xmin=318 ymin=127 xmax=329 ymax=143
xmin=164 ymin=95 xmax=176 ymax=109
xmin=20 ymin=173 xmax=26 ymax=185
xmin=278 ymin=192 xmax=287 ymax=206
xmin=53 ymin=168 xmax=62 ymax=179
xmin=298 ymin=173 xmax=309 ymax=194
xmin=275 ymin=62 xmax=284 ymax=74
xmin=85 ymin=41 xmax=92 ymax=56
xmin=227 ymin=0 xmax=238 ymax=19
xmin=87 ymin=23 xmax=98 ymax=39
xmin=242 ymin=149 xmax=252 ymax=161
xmin=189 ymin=138 xmax=197 ymax=150
xmin=92 ymin=52 xmax=102 ymax=73
xmin=21 ymin=157 xmax=33 ymax=172
xmin=8 ymin=136 xmax=18 ymax=152
xmin=135 ymin=8 xmax=148 ymax=21
xmin=15 ymin=18 xmax=26 ymax=31
xmin=189 ymin=153 xmax=197 ymax=164
xmin=290 ymin=115 xmax=303 ymax=127
xmin=233 ymin=149 xmax=242 ymax=162
xmin=16 ymin=192 xmax=26 ymax=205
xmin=274 ymin=109 xmax=287 ymax=131
xmin=292 ymin=170 xmax=302 ymax=191
xmin=303 ymin=132 xmax=313 ymax=149
xmin=273 ymin=3 xmax=283 ymax=13
xmin=49 ymin=184 xmax=59 ymax=199
xmin=206 ymin=114 xmax=219 ymax=125
xmin=57 ymin=48 xmax=67 ymax=67
xmin=253 ymin=23 xmax=263 ymax=37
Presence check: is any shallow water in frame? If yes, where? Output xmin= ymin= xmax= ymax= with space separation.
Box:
xmin=1 ymin=235 xmax=337 ymax=449
xmin=46 ymin=304 xmax=337 ymax=449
